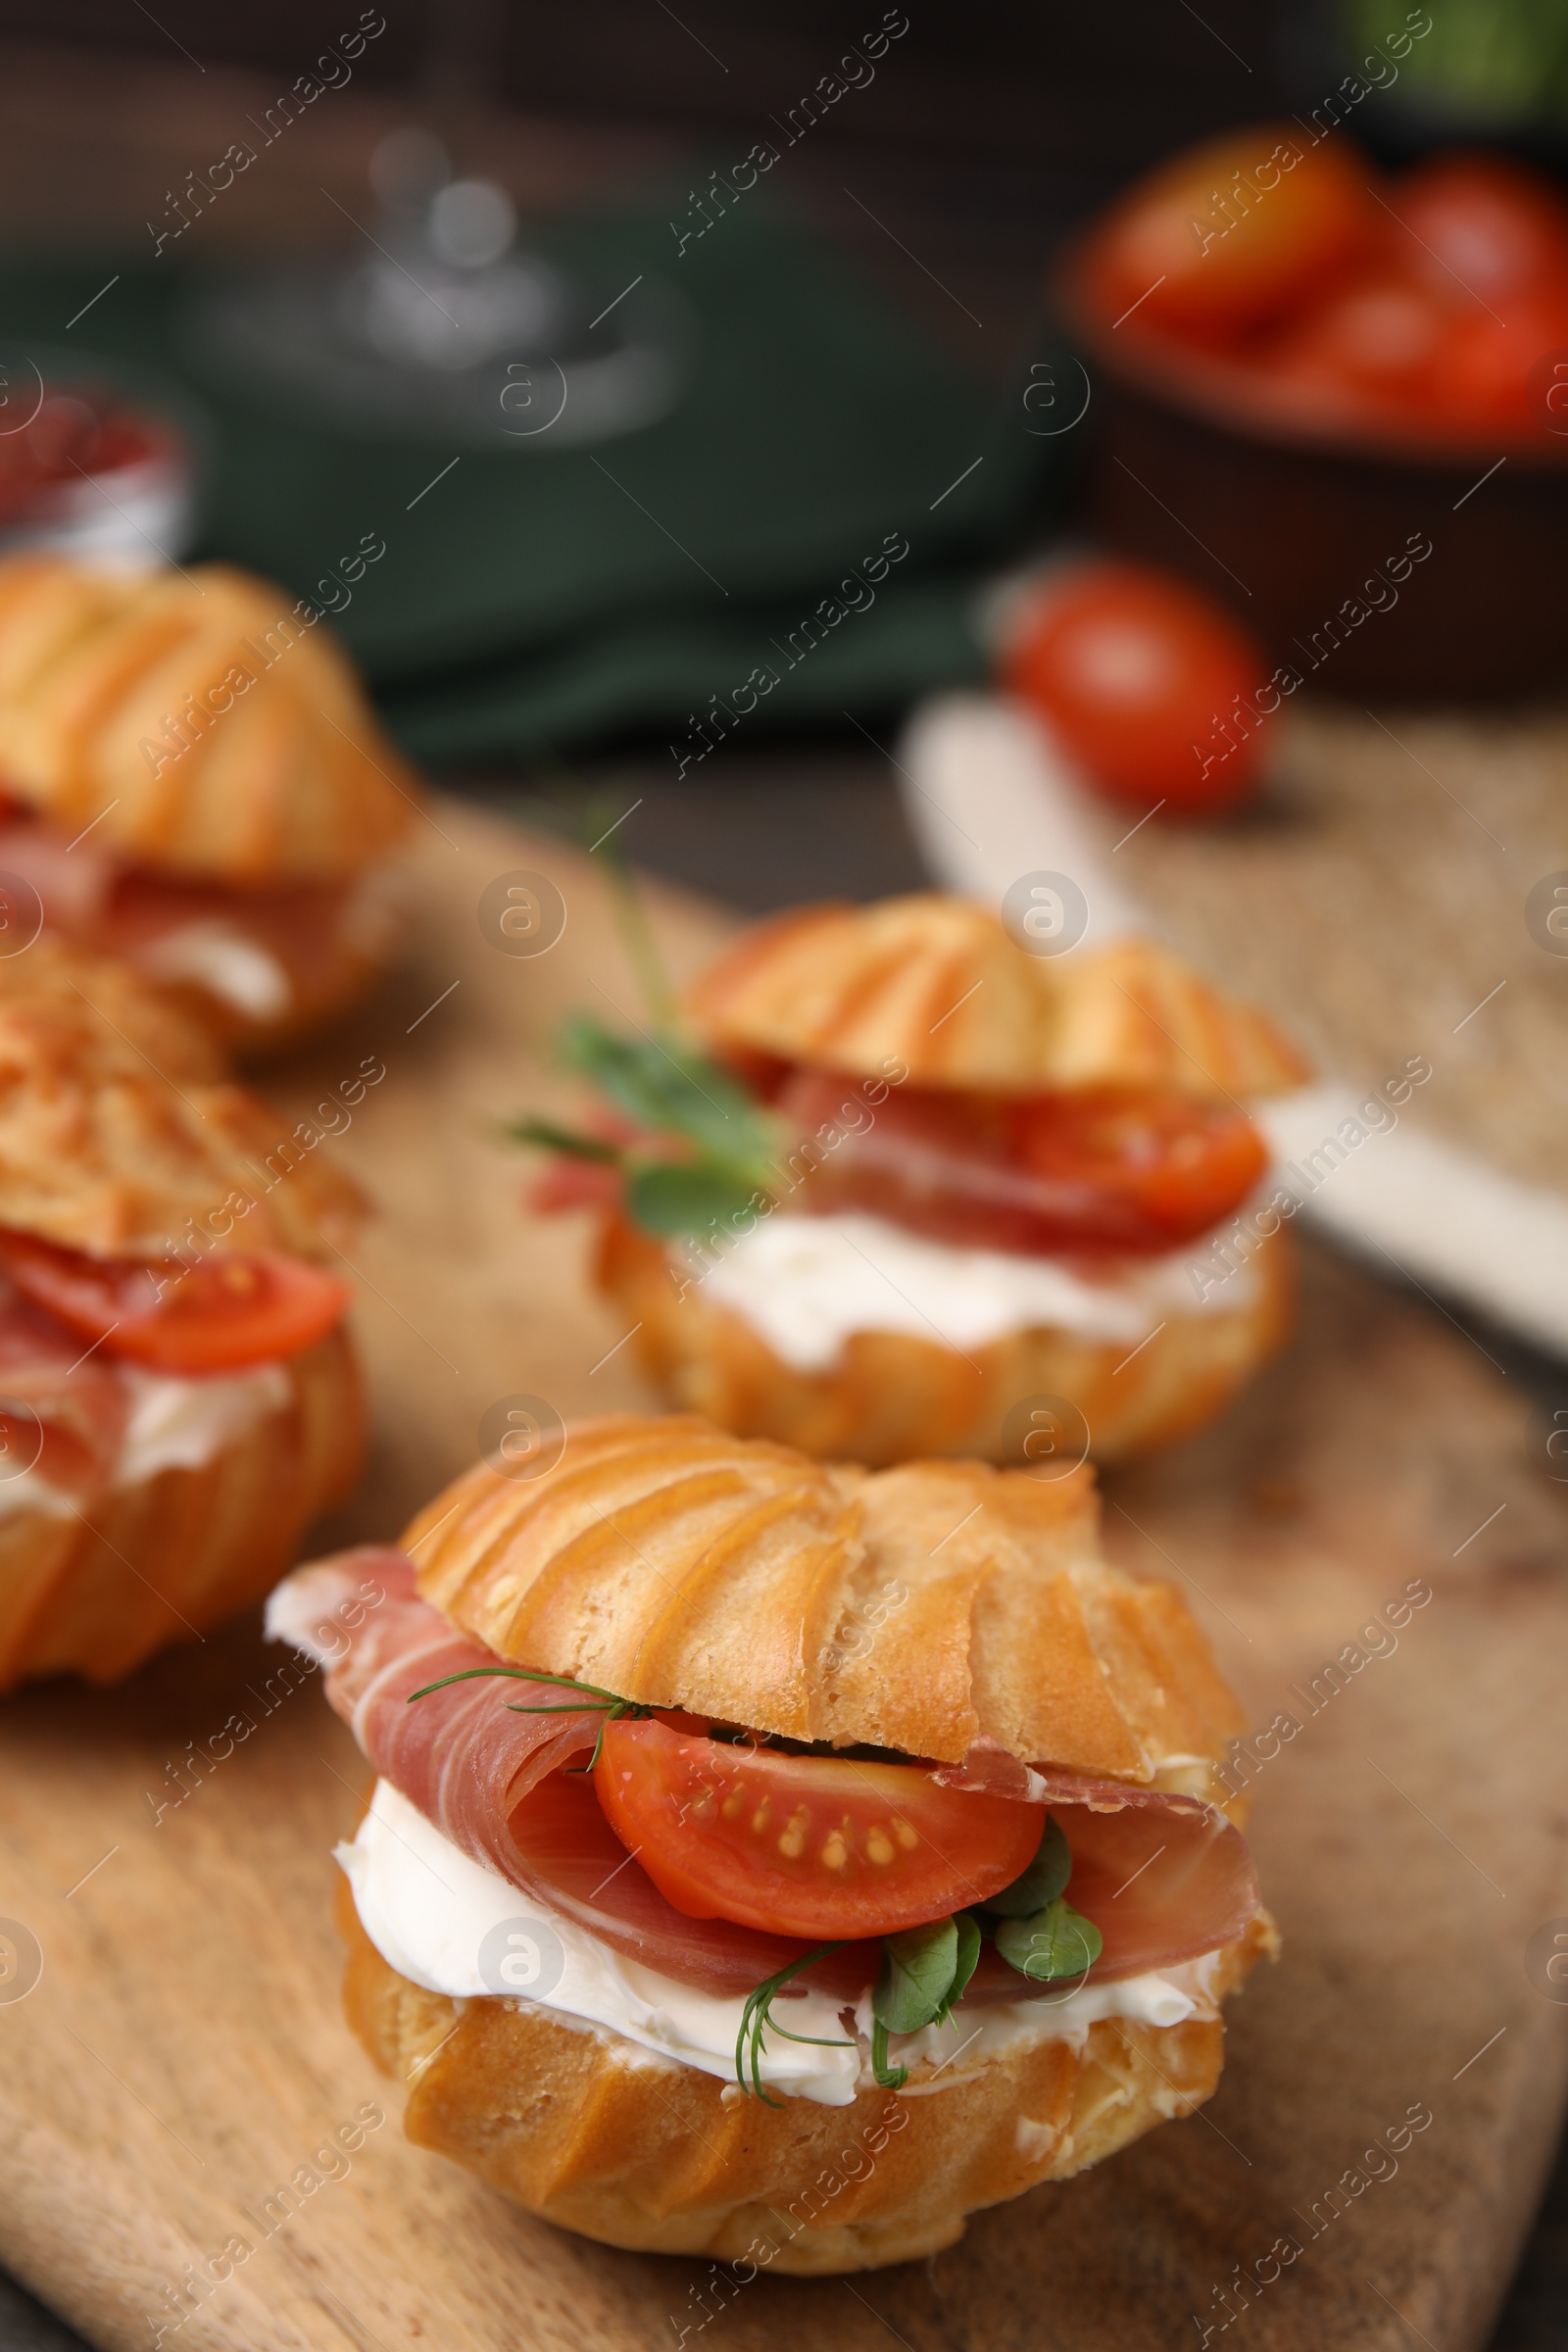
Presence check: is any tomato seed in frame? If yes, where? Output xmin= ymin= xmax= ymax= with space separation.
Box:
xmin=777 ymin=1807 xmax=809 ymax=1860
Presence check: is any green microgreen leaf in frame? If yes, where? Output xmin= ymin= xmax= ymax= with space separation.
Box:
xmin=994 ymin=1897 xmax=1103 ymax=1984
xmin=735 ymin=1944 xmax=853 ymax=2106
xmin=510 ymin=1013 xmax=785 ymax=1246
xmin=560 ymin=1015 xmax=772 ymax=1174
xmin=945 ymin=1912 xmax=982 ymax=2019
xmin=505 ymin=1118 xmax=622 ymax=1163
xmin=870 ymin=2016 xmax=906 ymax=2091
xmin=874 ymin=1916 xmax=960 ymax=2037
xmin=624 ymin=1159 xmax=760 ymax=1237
xmin=404 ymin=1666 xmax=654 ymax=1774
xmin=981 ymin=1814 xmax=1072 ymax=1918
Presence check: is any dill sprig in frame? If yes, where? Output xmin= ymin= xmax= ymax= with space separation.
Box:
xmin=734 ymin=1944 xmax=853 ymax=2107
xmin=406 ymin=1665 xmax=654 ymax=1773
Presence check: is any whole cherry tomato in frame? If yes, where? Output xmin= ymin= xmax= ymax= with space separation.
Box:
xmin=1003 ymin=562 xmax=1270 ymax=813
xmin=1427 ymin=283 xmax=1568 ymax=432
xmin=1389 ymin=153 xmax=1568 ymax=303
xmin=1085 ymin=123 xmax=1377 ymax=342
xmin=1262 ymin=272 xmax=1452 ymax=418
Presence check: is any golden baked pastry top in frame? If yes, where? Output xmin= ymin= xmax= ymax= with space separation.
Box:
xmin=0 ymin=935 xmax=363 ymax=1257
xmin=0 ymin=557 xmax=416 ymax=881
xmin=405 ymin=1413 xmax=1244 ymax=1782
xmin=686 ymin=894 xmax=1307 ymax=1101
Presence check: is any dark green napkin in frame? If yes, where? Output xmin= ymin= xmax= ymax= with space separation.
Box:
xmin=0 ymin=198 xmax=1072 ymax=762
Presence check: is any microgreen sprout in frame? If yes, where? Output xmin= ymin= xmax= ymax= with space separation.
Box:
xmin=734 ymin=1944 xmax=853 ymax=2107
xmin=406 ymin=1666 xmax=655 ymax=1773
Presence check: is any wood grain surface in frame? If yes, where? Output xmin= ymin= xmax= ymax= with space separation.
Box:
xmin=0 ymin=798 xmax=1566 ymax=2352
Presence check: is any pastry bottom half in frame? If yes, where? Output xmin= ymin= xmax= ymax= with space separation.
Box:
xmin=343 ymin=1901 xmax=1273 ymax=2274
xmin=0 ymin=1326 xmax=364 ymax=1688
xmin=595 ymin=1217 xmax=1293 ymax=1468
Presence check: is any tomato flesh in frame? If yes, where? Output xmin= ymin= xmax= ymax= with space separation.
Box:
xmin=1004 ymin=563 xmax=1269 ymax=812
xmin=594 ymin=1715 xmax=1044 ymax=1940
xmin=781 ymin=1069 xmax=1264 ymax=1256
xmin=0 ymin=1228 xmax=349 ymax=1373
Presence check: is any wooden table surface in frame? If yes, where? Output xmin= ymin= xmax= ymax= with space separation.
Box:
xmin=0 ymin=20 xmax=1565 ymax=2346
xmin=0 ymin=795 xmax=1566 ymax=2352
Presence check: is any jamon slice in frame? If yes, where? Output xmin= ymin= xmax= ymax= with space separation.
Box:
xmin=277 ymin=1550 xmax=874 ymax=2001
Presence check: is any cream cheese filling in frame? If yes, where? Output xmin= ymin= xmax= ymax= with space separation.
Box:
xmin=0 ymin=1359 xmax=292 ymax=1519
xmin=695 ymin=1208 xmax=1257 ymax=1374
xmin=138 ymin=922 xmax=292 ymax=1019
xmin=338 ymin=1779 xmax=1227 ymax=2110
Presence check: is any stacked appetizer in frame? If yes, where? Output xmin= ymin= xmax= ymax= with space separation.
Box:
xmin=0 ymin=557 xmax=416 ymax=1052
xmin=0 ymin=936 xmax=365 ymax=1687
xmin=525 ymin=894 xmax=1306 ymax=1463
xmin=270 ymin=1413 xmax=1272 ymax=2272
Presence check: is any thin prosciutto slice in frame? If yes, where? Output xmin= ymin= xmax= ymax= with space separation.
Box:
xmin=0 ymin=1280 xmax=128 ymax=1498
xmin=282 ymin=1550 xmax=1258 ymax=2004
xmin=0 ymin=809 xmax=368 ymax=1022
xmin=281 ymin=1549 xmax=874 ymax=2001
xmin=936 ymin=1744 xmax=1260 ymax=1990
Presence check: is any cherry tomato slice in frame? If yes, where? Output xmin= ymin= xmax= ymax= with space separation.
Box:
xmin=779 ymin=1070 xmax=1263 ymax=1259
xmin=1011 ymin=1087 xmax=1268 ymax=1244
xmin=594 ymin=1715 xmax=1044 ymax=1940
xmin=1085 ymin=124 xmax=1376 ymax=343
xmin=0 ymin=1228 xmax=349 ymax=1374
xmin=1004 ymin=563 xmax=1270 ymax=813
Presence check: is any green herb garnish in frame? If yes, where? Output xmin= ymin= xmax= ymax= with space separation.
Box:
xmin=984 ymin=1816 xmax=1103 ymax=1983
xmin=981 ymin=1813 xmax=1072 ymax=1917
xmin=509 ymin=1119 xmax=620 ymax=1164
xmin=406 ymin=1666 xmax=654 ymax=1774
xmin=949 ymin=1910 xmax=983 ymax=2010
xmin=868 ymin=1912 xmax=982 ymax=2088
xmin=508 ymin=1014 xmax=783 ymax=1241
xmin=992 ymin=1897 xmax=1103 ymax=1984
xmin=735 ymin=1944 xmax=855 ymax=2107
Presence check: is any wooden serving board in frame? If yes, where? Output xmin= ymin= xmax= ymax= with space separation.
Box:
xmin=1 ymin=797 xmax=1566 ymax=2352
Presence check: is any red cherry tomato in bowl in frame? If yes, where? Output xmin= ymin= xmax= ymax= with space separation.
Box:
xmin=1261 ymin=271 xmax=1452 ymax=417
xmin=0 ymin=1228 xmax=350 ymax=1374
xmin=594 ymin=1714 xmax=1044 ymax=1940
xmin=1390 ymin=154 xmax=1568 ymax=303
xmin=1428 ymin=284 xmax=1568 ymax=432
xmin=1085 ymin=124 xmax=1377 ymax=343
xmin=1003 ymin=562 xmax=1270 ymax=813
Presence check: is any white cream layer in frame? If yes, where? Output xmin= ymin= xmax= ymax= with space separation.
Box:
xmin=0 ymin=1359 xmax=292 ymax=1519
xmin=139 ymin=922 xmax=292 ymax=1019
xmin=136 ymin=864 xmax=406 ymax=1019
xmin=338 ymin=1780 xmax=1224 ymax=2109
xmin=698 ymin=1209 xmax=1253 ymax=1374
